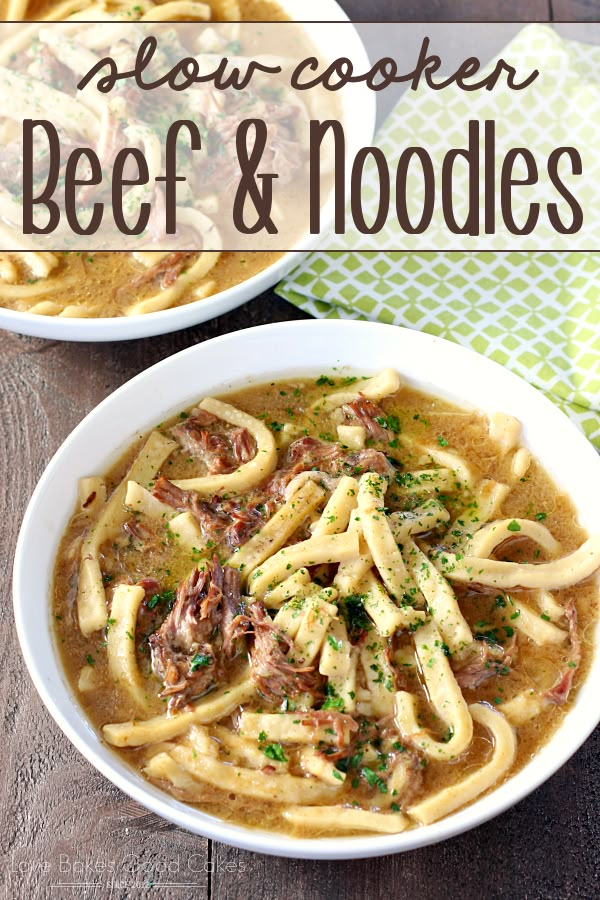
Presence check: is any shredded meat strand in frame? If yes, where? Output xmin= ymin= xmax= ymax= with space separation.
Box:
xmin=148 ymin=560 xmax=231 ymax=712
xmin=230 ymin=427 xmax=256 ymax=464
xmin=265 ymin=437 xmax=394 ymax=501
xmin=544 ymin=601 xmax=582 ymax=705
xmin=343 ymin=396 xmax=389 ymax=441
xmin=171 ymin=418 xmax=256 ymax=475
xmin=454 ymin=635 xmax=516 ymax=691
xmin=221 ymin=567 xmax=248 ymax=659
xmin=128 ymin=252 xmax=198 ymax=295
xmin=152 ymin=477 xmax=228 ymax=544
xmin=247 ymin=602 xmax=321 ymax=701
xmin=301 ymin=710 xmax=358 ymax=748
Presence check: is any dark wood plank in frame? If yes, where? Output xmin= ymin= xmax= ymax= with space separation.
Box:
xmin=551 ymin=0 xmax=600 ymax=20
xmin=339 ymin=0 xmax=550 ymax=21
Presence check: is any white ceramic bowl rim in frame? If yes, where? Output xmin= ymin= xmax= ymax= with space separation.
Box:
xmin=0 ymin=0 xmax=376 ymax=342
xmin=13 ymin=320 xmax=600 ymax=859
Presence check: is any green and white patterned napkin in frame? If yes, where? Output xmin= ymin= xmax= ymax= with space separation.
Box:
xmin=277 ymin=27 xmax=600 ymax=447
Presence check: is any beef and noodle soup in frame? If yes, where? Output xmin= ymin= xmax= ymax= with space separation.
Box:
xmin=53 ymin=369 xmax=600 ymax=837
xmin=0 ymin=0 xmax=326 ymax=318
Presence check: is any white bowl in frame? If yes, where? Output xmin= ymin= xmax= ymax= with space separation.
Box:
xmin=14 ymin=320 xmax=600 ymax=859
xmin=0 ymin=0 xmax=374 ymax=342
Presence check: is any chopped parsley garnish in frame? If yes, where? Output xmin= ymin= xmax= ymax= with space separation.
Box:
xmin=147 ymin=590 xmax=175 ymax=611
xmin=374 ymin=414 xmax=400 ymax=434
xmin=361 ymin=766 xmax=388 ymax=794
xmin=262 ymin=743 xmax=287 ymax=762
xmin=327 ymin=634 xmax=342 ymax=651
xmin=339 ymin=594 xmax=371 ymax=641
xmin=190 ymin=653 xmax=212 ymax=671
xmin=507 ymin=520 xmax=521 ymax=532
xmin=322 ymin=694 xmax=345 ymax=711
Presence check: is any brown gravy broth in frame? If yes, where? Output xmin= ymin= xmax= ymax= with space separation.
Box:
xmin=0 ymin=0 xmax=316 ymax=317
xmin=23 ymin=0 xmax=288 ymax=18
xmin=0 ymin=250 xmax=282 ymax=317
xmin=52 ymin=376 xmax=598 ymax=837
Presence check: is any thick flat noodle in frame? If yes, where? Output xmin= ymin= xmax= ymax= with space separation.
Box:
xmin=173 ymin=399 xmax=277 ymax=496
xmin=77 ymin=431 xmax=177 ymax=635
xmin=389 ymin=501 xmax=450 ymax=542
xmin=248 ymin=530 xmax=359 ymax=598
xmin=333 ymin=509 xmax=374 ymax=595
xmin=312 ymin=368 xmax=401 ymax=412
xmin=402 ymin=539 xmax=472 ymax=653
xmin=106 ymin=584 xmax=149 ymax=710
xmin=359 ymin=570 xmax=425 ymax=634
xmin=144 ymin=752 xmax=209 ymax=800
xmin=227 ymin=481 xmax=325 ymax=580
xmin=357 ymin=473 xmax=417 ymax=602
xmin=466 ymin=518 xmax=561 ymax=558
xmin=103 ymin=674 xmax=255 ymax=747
xmin=310 ymin=475 xmax=358 ymax=537
xmin=170 ymin=746 xmax=342 ymax=804
xmin=0 ymin=66 xmax=99 ymax=140
xmin=407 ymin=704 xmax=516 ymax=825
xmin=448 ymin=480 xmax=511 ymax=549
xmin=395 ymin=620 xmax=473 ymax=761
xmin=282 ymin=806 xmax=410 ymax=834
xmin=239 ymin=711 xmax=353 ymax=746
xmin=434 ymin=536 xmax=600 ymax=590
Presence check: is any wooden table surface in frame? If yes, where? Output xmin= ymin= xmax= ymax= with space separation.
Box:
xmin=2 ymin=1 xmax=599 ymax=898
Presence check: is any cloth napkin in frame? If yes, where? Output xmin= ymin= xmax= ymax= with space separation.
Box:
xmin=276 ymin=26 xmax=600 ymax=448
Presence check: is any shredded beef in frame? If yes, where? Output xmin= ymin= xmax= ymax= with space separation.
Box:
xmin=221 ymin=566 xmax=249 ymax=659
xmin=343 ymin=397 xmax=389 ymax=441
xmin=264 ymin=437 xmax=395 ymax=502
xmin=137 ymin=577 xmax=161 ymax=598
xmin=148 ymin=561 xmax=229 ymax=711
xmin=153 ymin=476 xmax=270 ymax=550
xmin=124 ymin=518 xmax=154 ymax=543
xmin=301 ymin=710 xmax=358 ymax=749
xmin=152 ymin=476 xmax=229 ymax=544
xmin=344 ymin=449 xmax=395 ymax=478
xmin=544 ymin=600 xmax=582 ymax=705
xmin=171 ymin=418 xmax=256 ymax=475
xmin=454 ymin=635 xmax=516 ymax=691
xmin=230 ymin=427 xmax=256 ymax=464
xmin=284 ymin=436 xmax=344 ymax=473
xmin=247 ymin=602 xmax=322 ymax=701
xmin=130 ymin=252 xmax=198 ymax=294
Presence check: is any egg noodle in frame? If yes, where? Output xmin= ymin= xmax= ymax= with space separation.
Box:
xmin=53 ymin=370 xmax=600 ymax=837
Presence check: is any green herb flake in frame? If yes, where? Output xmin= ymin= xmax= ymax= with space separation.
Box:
xmin=361 ymin=766 xmax=388 ymax=794
xmin=190 ymin=653 xmax=212 ymax=671
xmin=262 ymin=743 xmax=287 ymax=762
